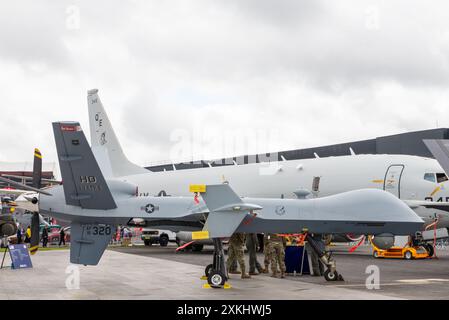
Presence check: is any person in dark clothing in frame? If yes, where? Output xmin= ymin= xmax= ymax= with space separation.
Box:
xmin=257 ymin=233 xmax=264 ymax=252
xmin=42 ymin=227 xmax=49 ymax=247
xmin=58 ymin=228 xmax=66 ymax=246
xmin=16 ymin=228 xmax=22 ymax=244
xmin=246 ymin=233 xmax=265 ymax=275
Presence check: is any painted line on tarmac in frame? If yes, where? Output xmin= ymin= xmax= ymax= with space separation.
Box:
xmin=331 ymin=278 xmax=449 ymax=288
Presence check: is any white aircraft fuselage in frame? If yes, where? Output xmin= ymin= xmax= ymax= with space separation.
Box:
xmin=118 ymin=154 xmax=449 ymax=228
xmin=87 ymin=89 xmax=449 ymax=231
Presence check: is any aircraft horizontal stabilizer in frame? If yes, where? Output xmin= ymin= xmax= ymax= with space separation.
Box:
xmin=0 ymin=176 xmax=52 ymax=196
xmin=70 ymin=222 xmax=116 ymax=265
xmin=194 ymin=184 xmax=262 ymax=238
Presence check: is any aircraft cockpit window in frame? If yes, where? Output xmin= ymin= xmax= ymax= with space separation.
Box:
xmin=437 ymin=173 xmax=448 ymax=183
xmin=424 ymin=173 xmax=436 ymax=183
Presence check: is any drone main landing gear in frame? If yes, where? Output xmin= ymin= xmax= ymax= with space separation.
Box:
xmin=202 ymin=238 xmax=231 ymax=289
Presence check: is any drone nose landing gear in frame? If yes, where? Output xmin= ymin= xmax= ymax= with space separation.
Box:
xmin=305 ymin=233 xmax=344 ymax=282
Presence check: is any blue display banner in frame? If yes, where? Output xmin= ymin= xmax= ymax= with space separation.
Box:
xmin=8 ymin=244 xmax=33 ymax=269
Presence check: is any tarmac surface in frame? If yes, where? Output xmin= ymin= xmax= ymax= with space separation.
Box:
xmin=111 ymin=243 xmax=449 ymax=300
xmin=1 ymin=241 xmax=449 ymax=299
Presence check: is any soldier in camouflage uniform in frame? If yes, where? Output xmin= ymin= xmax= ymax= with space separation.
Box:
xmin=263 ymin=233 xmax=272 ymax=273
xmin=226 ymin=233 xmax=251 ymax=279
xmin=268 ymin=233 xmax=286 ymax=278
xmin=227 ymin=243 xmax=239 ymax=274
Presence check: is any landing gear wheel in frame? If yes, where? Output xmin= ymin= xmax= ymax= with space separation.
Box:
xmin=208 ymin=270 xmax=226 ymax=288
xmin=159 ymin=235 xmax=169 ymax=247
xmin=324 ymin=270 xmax=339 ymax=282
xmin=205 ymin=264 xmax=213 ymax=276
xmin=404 ymin=250 xmax=413 ymax=260
xmin=424 ymin=243 xmax=434 ymax=257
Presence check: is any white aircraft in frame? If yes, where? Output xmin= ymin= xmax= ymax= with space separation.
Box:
xmin=86 ymin=89 xmax=449 ymax=235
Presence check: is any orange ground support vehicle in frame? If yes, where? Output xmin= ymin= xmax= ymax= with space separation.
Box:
xmin=370 ymin=237 xmax=430 ymax=260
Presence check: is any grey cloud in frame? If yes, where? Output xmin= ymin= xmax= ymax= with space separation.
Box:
xmin=2 ymin=0 xmax=449 ymax=166
xmin=123 ymin=0 xmax=449 ymax=92
xmin=224 ymin=0 xmax=324 ymax=27
xmin=0 ymin=2 xmax=71 ymax=68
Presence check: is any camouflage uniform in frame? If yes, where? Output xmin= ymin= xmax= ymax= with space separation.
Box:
xmin=227 ymin=244 xmax=238 ymax=273
xmin=263 ymin=234 xmax=272 ymax=273
xmin=226 ymin=233 xmax=250 ymax=278
xmin=268 ymin=233 xmax=286 ymax=278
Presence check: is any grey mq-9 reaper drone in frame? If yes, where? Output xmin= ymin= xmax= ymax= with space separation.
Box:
xmin=30 ymin=122 xmax=422 ymax=287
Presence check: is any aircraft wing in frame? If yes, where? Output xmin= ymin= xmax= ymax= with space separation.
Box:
xmin=0 ymin=176 xmax=52 ymax=196
xmin=192 ymin=184 xmax=262 ymax=239
xmin=0 ymin=188 xmax=30 ymax=196
xmin=404 ymin=199 xmax=449 ymax=212
xmin=1 ymin=174 xmax=61 ymax=185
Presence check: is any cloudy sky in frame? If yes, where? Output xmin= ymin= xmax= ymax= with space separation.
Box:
xmin=1 ymin=0 xmax=449 ymax=173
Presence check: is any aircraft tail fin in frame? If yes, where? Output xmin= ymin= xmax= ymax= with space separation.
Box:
xmin=52 ymin=121 xmax=117 ymax=210
xmin=32 ymin=148 xmax=42 ymax=189
xmin=423 ymin=139 xmax=449 ymax=175
xmin=70 ymin=222 xmax=116 ymax=265
xmin=191 ymin=184 xmax=262 ymax=238
xmin=87 ymin=89 xmax=147 ymax=177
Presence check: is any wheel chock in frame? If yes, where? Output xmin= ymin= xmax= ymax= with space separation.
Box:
xmin=200 ymin=276 xmax=208 ymax=280
xmin=202 ymin=283 xmax=232 ymax=289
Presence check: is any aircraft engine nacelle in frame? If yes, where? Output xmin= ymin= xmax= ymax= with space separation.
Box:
xmin=371 ymin=233 xmax=395 ymax=250
xmin=0 ymin=219 xmax=17 ymax=237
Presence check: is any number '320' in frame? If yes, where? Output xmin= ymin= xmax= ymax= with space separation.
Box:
xmin=91 ymin=226 xmax=111 ymax=236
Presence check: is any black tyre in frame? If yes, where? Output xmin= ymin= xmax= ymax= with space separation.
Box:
xmin=324 ymin=270 xmax=338 ymax=281
xmin=424 ymin=244 xmax=434 ymax=257
xmin=144 ymin=240 xmax=152 ymax=246
xmin=192 ymin=244 xmax=204 ymax=252
xmin=373 ymin=251 xmax=379 ymax=258
xmin=159 ymin=234 xmax=169 ymax=247
xmin=205 ymin=264 xmax=213 ymax=276
xmin=404 ymin=250 xmax=413 ymax=260
xmin=0 ymin=222 xmax=16 ymax=237
xmin=208 ymin=270 xmax=226 ymax=288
